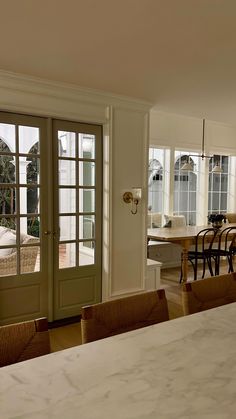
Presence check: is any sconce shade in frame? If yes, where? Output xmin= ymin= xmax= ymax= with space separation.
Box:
xmin=132 ymin=188 xmax=142 ymax=201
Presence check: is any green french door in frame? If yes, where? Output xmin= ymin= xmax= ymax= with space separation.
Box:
xmin=52 ymin=120 xmax=102 ymax=320
xmin=0 ymin=112 xmax=102 ymax=324
xmin=0 ymin=112 xmax=49 ymax=325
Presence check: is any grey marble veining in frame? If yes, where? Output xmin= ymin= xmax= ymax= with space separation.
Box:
xmin=1 ymin=303 xmax=236 ymax=418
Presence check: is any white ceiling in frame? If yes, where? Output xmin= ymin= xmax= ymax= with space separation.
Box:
xmin=1 ymin=0 xmax=236 ymax=124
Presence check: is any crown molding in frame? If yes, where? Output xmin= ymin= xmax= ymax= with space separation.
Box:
xmin=0 ymin=70 xmax=151 ymax=113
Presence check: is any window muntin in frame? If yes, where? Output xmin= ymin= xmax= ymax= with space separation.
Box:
xmin=174 ymin=152 xmax=199 ymax=226
xmin=208 ymin=155 xmax=229 ymax=215
xmin=148 ymin=148 xmax=164 ymax=226
xmin=57 ymin=131 xmax=97 ymax=268
xmin=0 ymin=124 xmax=40 ymax=277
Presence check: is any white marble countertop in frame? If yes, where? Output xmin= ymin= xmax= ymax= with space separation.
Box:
xmin=2 ymin=303 xmax=236 ymax=419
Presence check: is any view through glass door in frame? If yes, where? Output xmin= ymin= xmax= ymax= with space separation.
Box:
xmin=0 ymin=112 xmax=102 ymax=324
xmin=0 ymin=112 xmax=48 ymax=324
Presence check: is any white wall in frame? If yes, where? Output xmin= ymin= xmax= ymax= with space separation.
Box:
xmin=0 ymin=70 xmax=150 ymax=304
xmin=150 ymin=110 xmax=236 ymax=154
xmin=111 ymin=107 xmax=148 ymax=296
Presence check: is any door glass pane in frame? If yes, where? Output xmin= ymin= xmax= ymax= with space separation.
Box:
xmin=19 ymin=126 xmax=40 ymax=154
xmin=0 ymin=216 xmax=16 ymax=230
xmin=0 ymin=123 xmax=16 ymax=153
xmin=20 ymin=187 xmax=40 ymax=214
xmin=59 ymin=216 xmax=76 ymax=241
xmin=20 ymin=245 xmax=40 ymax=273
xmin=58 ymin=131 xmax=76 ymax=158
xmin=20 ymin=216 xmax=40 ymax=253
xmin=79 ymin=215 xmax=95 ymax=240
xmin=0 ymin=187 xmax=16 ymax=214
xmin=59 ymin=243 xmax=76 ymax=268
xmin=0 ymin=216 xmax=17 ymax=276
xmin=59 ymin=160 xmax=76 ymax=185
xmin=79 ymin=189 xmax=95 ymax=212
xmin=0 ymin=225 xmax=16 ymax=247
xmin=26 ymin=157 xmax=40 ymax=184
xmin=0 ymin=156 xmax=15 ymax=183
xmin=24 ymin=216 xmax=40 ymax=238
xmin=79 ymin=161 xmax=95 ymax=186
xmin=79 ymin=241 xmax=94 ymax=266
xmin=0 ymin=248 xmax=17 ymax=276
xmin=59 ymin=189 xmax=76 ymax=213
xmin=79 ymin=134 xmax=95 ymax=159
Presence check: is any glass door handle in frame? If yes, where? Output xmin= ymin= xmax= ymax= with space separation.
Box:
xmin=44 ymin=230 xmax=51 ymax=235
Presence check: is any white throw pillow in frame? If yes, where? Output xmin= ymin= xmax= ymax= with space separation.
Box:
xmin=0 ymin=226 xmax=7 ymax=238
xmin=0 ymin=230 xmax=16 ymax=257
xmin=164 ymin=215 xmax=186 ymax=228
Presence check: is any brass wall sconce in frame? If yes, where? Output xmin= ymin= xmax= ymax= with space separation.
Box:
xmin=123 ymin=188 xmax=142 ymax=215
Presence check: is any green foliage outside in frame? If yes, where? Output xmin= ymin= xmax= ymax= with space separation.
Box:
xmin=0 ymin=140 xmax=40 ymax=237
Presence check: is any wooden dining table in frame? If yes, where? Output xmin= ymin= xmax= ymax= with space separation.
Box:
xmin=148 ymin=223 xmax=236 ymax=282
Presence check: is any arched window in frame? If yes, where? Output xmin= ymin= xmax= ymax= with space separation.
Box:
xmin=208 ymin=154 xmax=229 ymax=214
xmin=174 ymin=152 xmax=198 ymax=225
xmin=148 ymin=149 xmax=164 ymax=216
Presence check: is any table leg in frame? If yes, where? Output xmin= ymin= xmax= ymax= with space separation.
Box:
xmin=181 ymin=240 xmax=191 ymax=283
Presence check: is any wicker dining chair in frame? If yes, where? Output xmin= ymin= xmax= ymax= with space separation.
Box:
xmin=182 ymin=272 xmax=236 ymax=315
xmin=0 ymin=317 xmax=50 ymax=367
xmin=81 ymin=289 xmax=169 ymax=344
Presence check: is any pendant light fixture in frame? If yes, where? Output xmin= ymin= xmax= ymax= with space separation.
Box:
xmin=180 ymin=157 xmax=194 ymax=171
xmin=181 ymin=119 xmax=222 ymax=173
xmin=211 ymin=160 xmax=223 ymax=173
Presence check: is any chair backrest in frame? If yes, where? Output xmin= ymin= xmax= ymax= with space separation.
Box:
xmin=0 ymin=317 xmax=50 ymax=367
xmin=81 ymin=289 xmax=169 ymax=344
xmin=194 ymin=227 xmax=218 ymax=253
xmin=218 ymin=226 xmax=236 ymax=252
xmin=226 ymin=213 xmax=236 ymax=223
xmin=182 ymin=272 xmax=236 ymax=315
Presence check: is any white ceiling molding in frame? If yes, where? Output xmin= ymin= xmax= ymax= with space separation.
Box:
xmin=0 ymin=70 xmax=151 ymax=115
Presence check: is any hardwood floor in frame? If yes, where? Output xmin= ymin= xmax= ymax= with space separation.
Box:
xmin=49 ymin=322 xmax=82 ymax=352
xmin=49 ymin=261 xmax=234 ymax=352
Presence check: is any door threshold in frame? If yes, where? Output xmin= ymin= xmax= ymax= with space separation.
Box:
xmin=48 ymin=315 xmax=81 ymax=329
